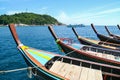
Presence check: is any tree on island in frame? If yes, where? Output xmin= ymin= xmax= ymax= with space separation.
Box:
xmin=0 ymin=12 xmax=62 ymax=25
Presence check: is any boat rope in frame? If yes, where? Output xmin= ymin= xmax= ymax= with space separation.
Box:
xmin=0 ymin=67 xmax=34 ymax=74
xmin=65 ymin=49 xmax=77 ymax=56
xmin=55 ymin=48 xmax=78 ymax=61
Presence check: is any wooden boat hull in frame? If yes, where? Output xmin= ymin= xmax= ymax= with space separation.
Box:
xmin=105 ymin=26 xmax=120 ymax=40
xmin=8 ymin=24 xmax=65 ymax=80
xmin=48 ymin=26 xmax=120 ymax=67
xmin=77 ymin=36 xmax=120 ymax=50
xmin=18 ymin=47 xmax=63 ymax=80
xmin=15 ymin=44 xmax=120 ymax=80
xmin=72 ymin=27 xmax=120 ymax=50
xmin=58 ymin=41 xmax=120 ymax=67
xmin=8 ymin=24 xmax=120 ymax=80
xmin=91 ymin=24 xmax=120 ymax=44
xmin=97 ymin=33 xmax=120 ymax=44
xmin=7 ymin=44 xmax=120 ymax=80
xmin=77 ymin=37 xmax=100 ymax=47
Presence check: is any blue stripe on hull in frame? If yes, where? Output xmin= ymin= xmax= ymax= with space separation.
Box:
xmin=19 ymin=48 xmax=62 ymax=80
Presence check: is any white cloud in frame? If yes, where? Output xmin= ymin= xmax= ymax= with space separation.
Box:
xmin=72 ymin=8 xmax=120 ymax=20
xmin=87 ymin=1 xmax=120 ymax=12
xmin=56 ymin=11 xmax=80 ymax=24
xmin=56 ymin=11 xmax=92 ymax=24
xmin=56 ymin=8 xmax=120 ymax=25
xmin=57 ymin=11 xmax=69 ymax=20
xmin=96 ymin=8 xmax=120 ymax=15
xmin=56 ymin=11 xmax=99 ymax=24
xmin=6 ymin=11 xmax=24 ymax=15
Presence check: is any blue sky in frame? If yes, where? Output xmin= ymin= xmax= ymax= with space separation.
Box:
xmin=0 ymin=0 xmax=120 ymax=25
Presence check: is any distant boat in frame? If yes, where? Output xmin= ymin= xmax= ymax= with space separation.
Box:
xmin=67 ymin=24 xmax=85 ymax=27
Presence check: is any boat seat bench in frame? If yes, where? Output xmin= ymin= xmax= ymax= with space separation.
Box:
xmin=50 ymin=61 xmax=103 ymax=80
xmin=86 ymin=51 xmax=116 ymax=60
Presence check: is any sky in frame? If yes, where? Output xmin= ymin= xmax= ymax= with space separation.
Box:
xmin=0 ymin=0 xmax=120 ymax=25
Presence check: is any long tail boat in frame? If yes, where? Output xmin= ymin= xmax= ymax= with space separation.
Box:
xmin=91 ymin=24 xmax=120 ymax=44
xmin=9 ymin=24 xmax=114 ymax=80
xmin=105 ymin=26 xmax=120 ymax=39
xmin=48 ymin=25 xmax=120 ymax=67
xmin=72 ymin=27 xmax=120 ymax=50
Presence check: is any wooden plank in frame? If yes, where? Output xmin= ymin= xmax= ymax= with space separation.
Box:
xmin=50 ymin=61 xmax=65 ymax=73
xmin=95 ymin=70 xmax=103 ymax=80
xmin=79 ymin=67 xmax=89 ymax=80
xmin=50 ymin=61 xmax=103 ymax=80
xmin=65 ymin=65 xmax=82 ymax=80
xmin=57 ymin=63 xmax=71 ymax=76
xmin=87 ymin=69 xmax=95 ymax=80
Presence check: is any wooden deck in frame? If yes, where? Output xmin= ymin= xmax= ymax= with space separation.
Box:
xmin=50 ymin=61 xmax=103 ymax=80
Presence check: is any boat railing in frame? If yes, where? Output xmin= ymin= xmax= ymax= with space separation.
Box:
xmin=99 ymin=42 xmax=120 ymax=48
xmin=81 ymin=45 xmax=120 ymax=56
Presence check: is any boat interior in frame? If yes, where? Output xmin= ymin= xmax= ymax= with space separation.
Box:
xmin=81 ymin=46 xmax=120 ymax=62
xmin=45 ymin=56 xmax=120 ymax=80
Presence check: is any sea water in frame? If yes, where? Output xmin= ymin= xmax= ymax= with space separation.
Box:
xmin=0 ymin=25 xmax=119 ymax=80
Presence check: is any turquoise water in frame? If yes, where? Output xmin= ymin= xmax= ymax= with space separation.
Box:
xmin=0 ymin=25 xmax=119 ymax=80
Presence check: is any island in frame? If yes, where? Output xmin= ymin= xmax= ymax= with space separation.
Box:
xmin=0 ymin=12 xmax=62 ymax=26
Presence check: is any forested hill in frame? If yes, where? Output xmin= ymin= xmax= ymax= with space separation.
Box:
xmin=0 ymin=13 xmax=62 ymax=25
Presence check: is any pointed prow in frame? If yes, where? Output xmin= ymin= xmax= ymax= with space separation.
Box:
xmin=104 ymin=26 xmax=111 ymax=36
xmin=117 ymin=24 xmax=120 ymax=30
xmin=72 ymin=27 xmax=79 ymax=38
xmin=9 ymin=24 xmax=22 ymax=46
xmin=48 ymin=25 xmax=58 ymax=41
xmin=91 ymin=23 xmax=98 ymax=34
